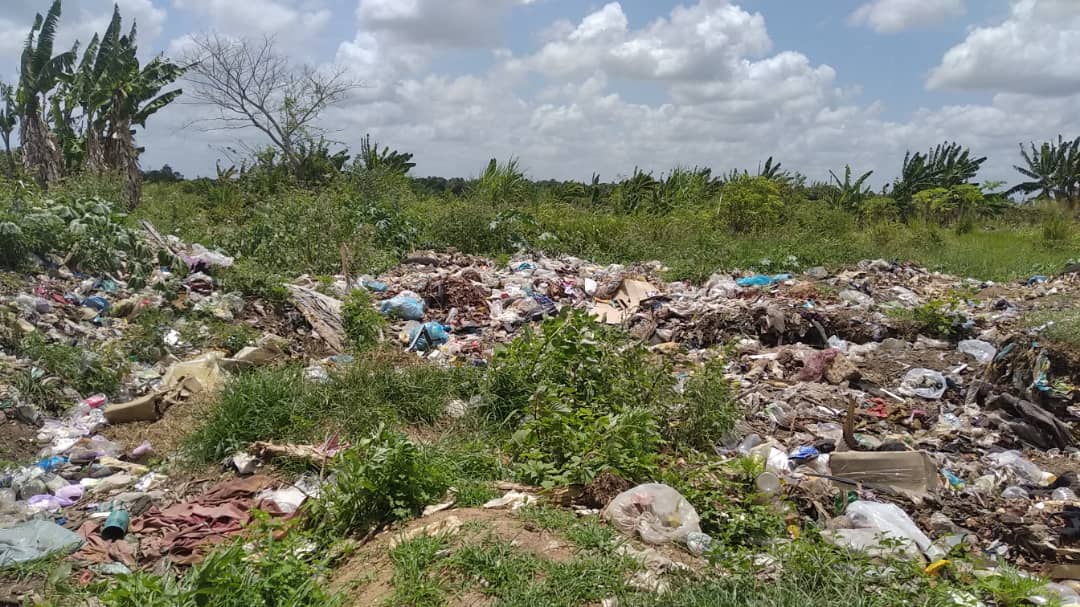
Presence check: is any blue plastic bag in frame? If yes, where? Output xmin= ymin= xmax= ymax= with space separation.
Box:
xmin=408 ymin=322 xmax=450 ymax=352
xmin=788 ymin=446 xmax=820 ymax=464
xmin=736 ymin=274 xmax=791 ymax=288
xmin=378 ymin=295 xmax=425 ymax=321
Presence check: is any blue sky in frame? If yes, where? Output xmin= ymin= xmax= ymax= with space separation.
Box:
xmin=1 ymin=0 xmax=1078 ymax=184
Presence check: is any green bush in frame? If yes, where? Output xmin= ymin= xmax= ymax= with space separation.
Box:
xmin=718 ymin=175 xmax=784 ymax=233
xmin=485 ymin=310 xmax=669 ymax=486
xmin=664 ymin=360 xmax=739 ymax=452
xmin=341 ymin=289 xmax=386 ymax=351
xmin=306 ymin=425 xmax=449 ymax=538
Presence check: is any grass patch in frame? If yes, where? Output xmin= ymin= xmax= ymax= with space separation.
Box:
xmin=184 ymin=351 xmax=482 ymax=464
xmin=385 ymin=535 xmax=452 ymax=607
xmin=1026 ymin=306 xmax=1080 ymax=350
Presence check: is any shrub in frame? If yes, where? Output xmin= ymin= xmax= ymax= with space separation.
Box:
xmin=718 ymin=175 xmax=784 ymax=233
xmin=484 ymin=310 xmax=669 ymax=486
xmin=341 ymin=289 xmax=386 ymax=351
xmin=306 ymin=425 xmax=449 ymax=538
xmin=1040 ymin=203 xmax=1073 ymax=246
xmin=664 ymin=360 xmax=739 ymax=452
xmin=859 ymin=195 xmax=900 ymax=224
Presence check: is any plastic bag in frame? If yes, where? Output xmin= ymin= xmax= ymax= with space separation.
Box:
xmin=736 ymin=274 xmax=790 ymax=288
xmin=0 ymin=520 xmax=83 ymax=566
xmin=378 ymin=293 xmax=426 ymax=321
xmin=898 ymin=368 xmax=947 ymax=400
xmin=603 ymin=483 xmax=701 ymax=546
xmin=958 ymin=339 xmax=996 ymax=364
xmin=408 ymin=322 xmax=450 ymax=352
xmin=846 ymin=500 xmax=937 ymax=557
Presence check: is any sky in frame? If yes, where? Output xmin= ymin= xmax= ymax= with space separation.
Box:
xmin=1 ymin=0 xmax=1078 ymax=185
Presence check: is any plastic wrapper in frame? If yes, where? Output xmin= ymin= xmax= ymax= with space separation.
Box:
xmin=602 ymin=483 xmax=701 ymax=546
xmin=408 ymin=322 xmax=450 ymax=352
xmin=986 ymin=450 xmax=1055 ymax=486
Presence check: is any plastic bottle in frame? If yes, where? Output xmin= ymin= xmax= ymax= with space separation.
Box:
xmin=1051 ymin=487 xmax=1077 ymax=502
xmin=1001 ymin=486 xmax=1029 ymax=500
xmin=988 ymin=450 xmax=1055 ymax=486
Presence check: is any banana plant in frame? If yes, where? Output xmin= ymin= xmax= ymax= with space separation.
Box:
xmin=16 ymin=0 xmax=75 ymax=189
xmin=1008 ymin=136 xmax=1080 ymax=207
xmin=0 ymin=84 xmax=17 ymax=177
xmin=827 ymin=165 xmax=874 ymax=210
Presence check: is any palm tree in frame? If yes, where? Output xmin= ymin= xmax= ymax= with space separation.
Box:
xmin=16 ymin=0 xmax=75 ymax=188
xmin=0 ymin=84 xmax=18 ymax=177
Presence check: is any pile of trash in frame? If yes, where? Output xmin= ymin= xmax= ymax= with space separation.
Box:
xmin=2 ymin=228 xmax=1079 ymax=602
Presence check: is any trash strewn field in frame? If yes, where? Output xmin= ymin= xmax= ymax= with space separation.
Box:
xmin=1 ymin=217 xmax=1078 ymax=606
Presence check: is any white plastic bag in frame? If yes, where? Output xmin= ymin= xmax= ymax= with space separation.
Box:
xmin=898 ymin=368 xmax=947 ymax=400
xmin=602 ymin=483 xmax=701 ymax=546
xmin=958 ymin=339 xmax=996 ymax=364
xmin=846 ymin=500 xmax=937 ymax=558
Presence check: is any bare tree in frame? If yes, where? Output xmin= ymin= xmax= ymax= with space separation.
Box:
xmin=181 ymin=33 xmax=358 ymax=172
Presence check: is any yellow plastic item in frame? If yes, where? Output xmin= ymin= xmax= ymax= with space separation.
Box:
xmin=925 ymin=560 xmax=950 ymax=576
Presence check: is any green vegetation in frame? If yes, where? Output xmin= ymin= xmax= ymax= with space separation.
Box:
xmin=98 ymin=524 xmax=341 ymax=607
xmin=342 ymin=288 xmax=386 ymax=351
xmin=307 ymin=425 xmax=450 ymax=539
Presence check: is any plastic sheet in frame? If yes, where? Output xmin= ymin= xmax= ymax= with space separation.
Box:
xmin=408 ymin=322 xmax=450 ymax=352
xmin=603 ymin=483 xmax=701 ymax=546
xmin=0 ymin=520 xmax=83 ymax=566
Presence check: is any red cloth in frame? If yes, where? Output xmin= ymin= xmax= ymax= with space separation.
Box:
xmin=130 ymin=475 xmax=281 ymax=565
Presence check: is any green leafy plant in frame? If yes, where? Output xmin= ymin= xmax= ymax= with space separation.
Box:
xmin=306 ymin=425 xmax=449 ymax=538
xmin=341 ymin=288 xmax=386 ymax=351
xmin=484 ymin=310 xmax=669 ymax=487
xmin=664 ymin=359 xmax=739 ymax=452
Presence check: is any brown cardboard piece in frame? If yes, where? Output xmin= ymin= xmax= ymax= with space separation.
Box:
xmin=829 ymin=451 xmax=940 ymax=502
xmin=591 ymin=279 xmax=660 ymax=325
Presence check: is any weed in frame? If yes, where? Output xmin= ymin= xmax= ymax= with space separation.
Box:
xmin=16 ymin=332 xmax=128 ymax=402
xmin=660 ymin=456 xmax=786 ymax=550
xmin=306 ymin=425 xmax=449 ymax=539
xmin=386 ymin=534 xmax=451 ymax=607
xmin=98 ymin=527 xmax=342 ymax=607
xmin=887 ymin=295 xmax=969 ymax=339
xmin=342 ymin=288 xmax=386 ymax=351
xmin=184 ymin=353 xmax=482 ymax=464
xmin=449 ymin=535 xmax=539 ymax=596
xmin=973 ymin=565 xmax=1054 ymax=607
xmin=486 ymin=310 xmax=667 ymax=487
xmin=1040 ymin=203 xmax=1073 ymax=247
xmin=516 ymin=505 xmax=620 ymax=551
xmin=717 ymin=175 xmax=784 ymax=233
xmin=664 ymin=359 xmax=739 ymax=452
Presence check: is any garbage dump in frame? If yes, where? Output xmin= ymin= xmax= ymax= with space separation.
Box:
xmin=1 ymin=224 xmax=1079 ymax=601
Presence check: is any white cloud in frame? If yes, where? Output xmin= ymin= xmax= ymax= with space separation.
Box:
xmin=849 ymin=0 xmax=964 ymax=33
xmin=514 ymin=1 xmax=771 ymax=82
xmin=927 ymin=0 xmax=1080 ymax=96
xmin=172 ymin=0 xmax=331 ymax=47
xmin=124 ymin=0 xmax=1080 ymax=192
